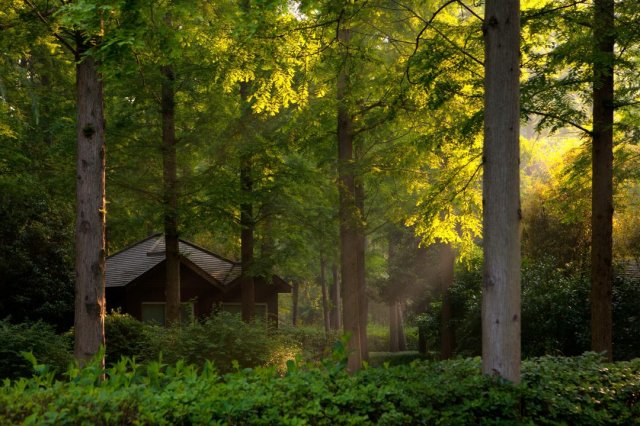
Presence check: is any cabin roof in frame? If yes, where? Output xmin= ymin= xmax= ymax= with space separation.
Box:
xmin=106 ymin=234 xmax=242 ymax=288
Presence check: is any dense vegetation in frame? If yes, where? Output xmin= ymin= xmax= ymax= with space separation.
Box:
xmin=418 ymin=259 xmax=640 ymax=361
xmin=1 ymin=353 xmax=639 ymax=424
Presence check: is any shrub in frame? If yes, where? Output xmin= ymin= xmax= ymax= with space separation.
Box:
xmin=104 ymin=311 xmax=148 ymax=365
xmin=141 ymin=312 xmax=300 ymax=373
xmin=1 ymin=353 xmax=638 ymax=424
xmin=0 ymin=319 xmax=72 ymax=380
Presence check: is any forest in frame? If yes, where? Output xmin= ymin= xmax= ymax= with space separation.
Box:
xmin=1 ymin=0 xmax=640 ymax=423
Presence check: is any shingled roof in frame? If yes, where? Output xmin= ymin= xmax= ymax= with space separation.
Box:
xmin=106 ymin=234 xmax=242 ymax=288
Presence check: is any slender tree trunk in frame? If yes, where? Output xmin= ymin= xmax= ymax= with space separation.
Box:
xmin=417 ymin=298 xmax=429 ymax=355
xmin=387 ymin=226 xmax=402 ymax=352
xmin=354 ymin=168 xmax=368 ymax=357
xmin=320 ymin=254 xmax=330 ymax=334
xmin=440 ymin=245 xmax=456 ymax=360
xmin=337 ymin=26 xmax=367 ymax=372
xmin=237 ymin=0 xmax=255 ymax=323
xmin=161 ymin=65 xmax=181 ymax=326
xmin=330 ymin=263 xmax=341 ymax=330
xmin=590 ymin=0 xmax=614 ymax=361
xmin=482 ymin=0 xmax=521 ymax=383
xmin=73 ymin=44 xmax=106 ymax=364
xmin=240 ymin=154 xmax=255 ymax=323
xmin=292 ymin=280 xmax=299 ymax=326
xmin=389 ymin=302 xmax=399 ymax=352
xmin=238 ymin=79 xmax=255 ymax=322
xmin=397 ymin=303 xmax=406 ymax=351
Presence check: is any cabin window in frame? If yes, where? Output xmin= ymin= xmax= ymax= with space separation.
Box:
xmin=141 ymin=302 xmax=194 ymax=326
xmin=220 ymin=303 xmax=267 ymax=319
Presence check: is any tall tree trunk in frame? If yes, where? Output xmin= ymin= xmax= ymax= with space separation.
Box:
xmin=397 ymin=303 xmax=407 ymax=351
xmin=292 ymin=280 xmax=299 ymax=326
xmin=237 ymin=0 xmax=255 ymax=323
xmin=337 ymin=26 xmax=367 ymax=372
xmin=389 ymin=302 xmax=406 ymax=352
xmin=330 ymin=263 xmax=341 ymax=330
xmin=482 ymin=0 xmax=521 ymax=383
xmin=320 ymin=254 xmax=330 ymax=334
xmin=389 ymin=302 xmax=399 ymax=352
xmin=355 ymin=165 xmax=368 ymax=357
xmin=161 ymin=65 xmax=181 ymax=326
xmin=387 ymin=226 xmax=402 ymax=352
xmin=240 ymin=153 xmax=255 ymax=323
xmin=73 ymin=44 xmax=106 ymax=364
xmin=590 ymin=0 xmax=614 ymax=361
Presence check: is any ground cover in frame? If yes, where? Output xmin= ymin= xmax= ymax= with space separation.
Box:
xmin=1 ymin=353 xmax=638 ymax=425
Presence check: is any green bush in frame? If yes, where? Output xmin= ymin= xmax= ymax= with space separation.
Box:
xmin=104 ymin=311 xmax=148 ymax=365
xmin=0 ymin=319 xmax=72 ymax=380
xmin=144 ymin=312 xmax=300 ymax=373
xmin=419 ymin=257 xmax=640 ymax=360
xmin=1 ymin=353 xmax=638 ymax=424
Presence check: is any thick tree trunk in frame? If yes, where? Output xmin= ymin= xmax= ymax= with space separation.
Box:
xmin=590 ymin=0 xmax=614 ymax=361
xmin=440 ymin=245 xmax=456 ymax=360
xmin=330 ymin=263 xmax=341 ymax=330
xmin=73 ymin=46 xmax=106 ymax=364
xmin=482 ymin=0 xmax=521 ymax=383
xmin=320 ymin=254 xmax=330 ymax=334
xmin=337 ymin=26 xmax=367 ymax=372
xmin=161 ymin=65 xmax=181 ymax=326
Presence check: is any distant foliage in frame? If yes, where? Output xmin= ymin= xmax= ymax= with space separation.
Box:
xmin=0 ymin=181 xmax=74 ymax=331
xmin=419 ymin=258 xmax=640 ymax=360
xmin=0 ymin=320 xmax=72 ymax=380
xmin=1 ymin=353 xmax=638 ymax=424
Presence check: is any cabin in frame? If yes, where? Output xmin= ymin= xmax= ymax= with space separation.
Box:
xmin=105 ymin=234 xmax=291 ymax=325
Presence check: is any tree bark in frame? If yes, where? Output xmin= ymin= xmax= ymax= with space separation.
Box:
xmin=590 ymin=0 xmax=614 ymax=361
xmin=482 ymin=0 xmax=521 ymax=383
xmin=337 ymin=25 xmax=367 ymax=372
xmin=73 ymin=43 xmax=106 ymax=364
xmin=161 ymin=65 xmax=181 ymax=326
xmin=330 ymin=263 xmax=341 ymax=330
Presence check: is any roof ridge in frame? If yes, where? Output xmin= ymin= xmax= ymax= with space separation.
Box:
xmin=177 ymin=238 xmax=239 ymax=266
xmin=107 ymin=232 xmax=162 ymax=259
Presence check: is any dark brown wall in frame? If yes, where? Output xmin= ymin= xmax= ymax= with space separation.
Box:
xmin=105 ymin=261 xmax=280 ymax=324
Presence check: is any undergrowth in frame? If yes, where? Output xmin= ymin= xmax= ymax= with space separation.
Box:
xmin=1 ymin=352 xmax=638 ymax=425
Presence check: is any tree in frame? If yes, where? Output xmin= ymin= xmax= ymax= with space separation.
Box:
xmin=73 ymin=41 xmax=106 ymax=362
xmin=23 ymin=0 xmax=110 ymax=364
xmin=590 ymin=0 xmax=614 ymax=361
xmin=481 ymin=0 xmax=522 ymax=383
